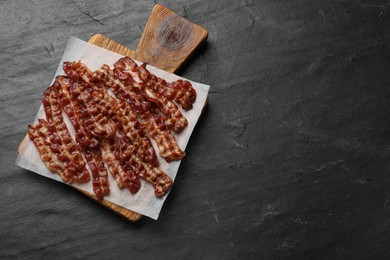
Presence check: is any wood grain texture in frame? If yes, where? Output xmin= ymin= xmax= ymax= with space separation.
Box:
xmin=88 ymin=34 xmax=137 ymax=59
xmin=18 ymin=4 xmax=208 ymax=222
xmin=135 ymin=4 xmax=208 ymax=73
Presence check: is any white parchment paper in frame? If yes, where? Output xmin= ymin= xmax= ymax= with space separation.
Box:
xmin=15 ymin=37 xmax=209 ymax=220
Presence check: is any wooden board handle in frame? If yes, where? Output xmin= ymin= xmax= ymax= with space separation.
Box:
xmin=135 ymin=4 xmax=208 ymax=73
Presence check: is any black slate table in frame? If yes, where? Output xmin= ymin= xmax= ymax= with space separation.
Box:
xmin=1 ymin=0 xmax=390 ymax=259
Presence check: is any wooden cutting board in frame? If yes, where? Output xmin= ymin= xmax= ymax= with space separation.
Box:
xmin=18 ymin=4 xmax=208 ymax=222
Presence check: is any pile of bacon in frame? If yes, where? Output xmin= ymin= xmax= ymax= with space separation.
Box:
xmin=28 ymin=57 xmax=196 ymax=200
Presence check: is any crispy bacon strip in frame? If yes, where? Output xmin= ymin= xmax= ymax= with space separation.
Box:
xmin=94 ymin=65 xmax=185 ymax=162
xmin=112 ymin=57 xmax=142 ymax=82
xmin=143 ymin=86 xmax=188 ymax=132
xmin=142 ymin=113 xmax=185 ymax=162
xmin=101 ymin=138 xmax=140 ymax=194
xmin=116 ymin=133 xmax=173 ymax=196
xmin=166 ymin=79 xmax=197 ymax=110
xmin=113 ymin=57 xmax=188 ymax=132
xmin=63 ymin=61 xmax=94 ymax=84
xmin=28 ymin=119 xmax=69 ymax=182
xmin=55 ymin=76 xmax=110 ymax=199
xmin=41 ymin=86 xmax=90 ymax=183
xmin=83 ymin=147 xmax=110 ymax=200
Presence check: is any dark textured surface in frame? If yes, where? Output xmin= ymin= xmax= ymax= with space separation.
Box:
xmin=1 ymin=0 xmax=390 ymax=259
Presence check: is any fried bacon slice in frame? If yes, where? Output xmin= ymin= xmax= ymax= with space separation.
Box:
xmin=143 ymin=86 xmax=188 ymax=133
xmin=54 ymin=76 xmax=110 ymax=199
xmin=63 ymin=61 xmax=94 ymax=84
xmin=101 ymin=138 xmax=140 ymax=194
xmin=94 ymin=64 xmax=185 ymax=162
xmin=113 ymin=57 xmax=188 ymax=132
xmin=41 ymin=86 xmax=90 ymax=183
xmin=115 ymin=133 xmax=173 ymax=197
xmin=167 ymin=79 xmax=197 ymax=110
xmin=83 ymin=147 xmax=110 ymax=200
xmin=141 ymin=113 xmax=185 ymax=162
xmin=28 ymin=119 xmax=70 ymax=182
